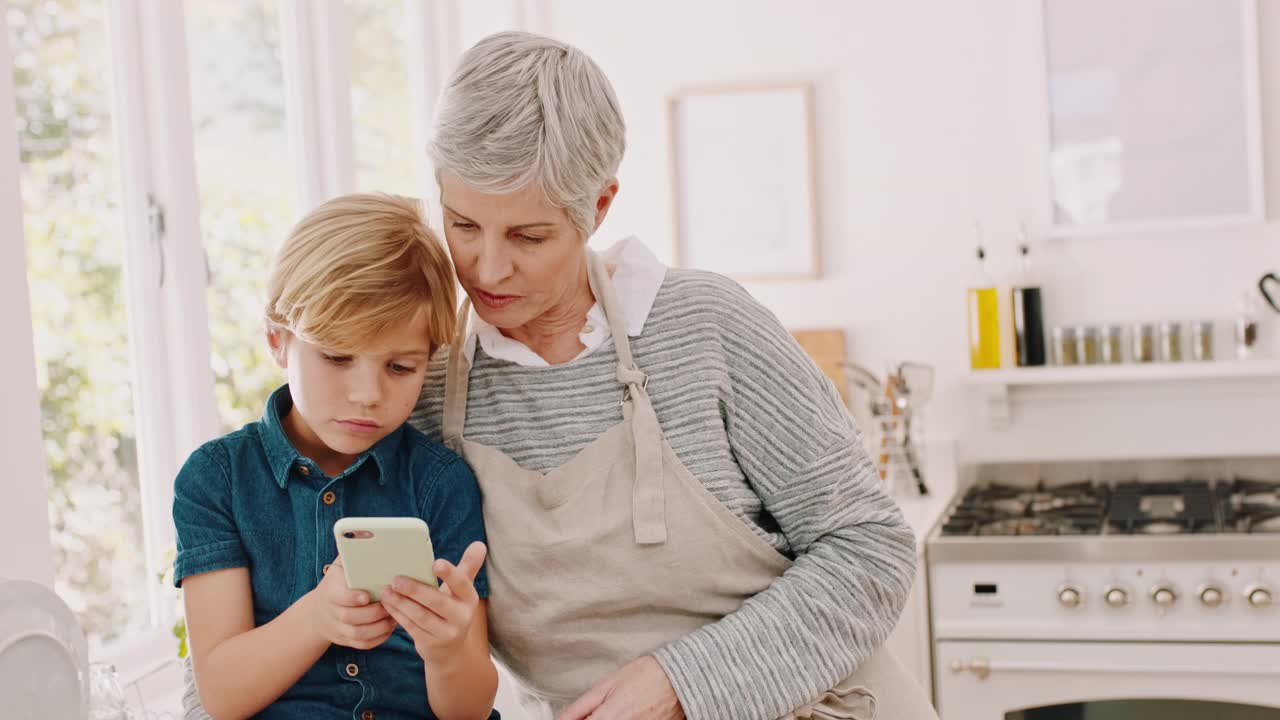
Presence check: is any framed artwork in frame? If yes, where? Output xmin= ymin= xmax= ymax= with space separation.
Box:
xmin=667 ymin=83 xmax=820 ymax=279
xmin=1037 ymin=0 xmax=1264 ymax=237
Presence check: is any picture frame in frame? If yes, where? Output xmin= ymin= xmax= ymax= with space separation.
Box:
xmin=1035 ymin=0 xmax=1265 ymax=238
xmin=667 ymin=83 xmax=820 ymax=280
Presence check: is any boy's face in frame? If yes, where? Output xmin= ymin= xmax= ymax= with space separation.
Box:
xmin=267 ymin=310 xmax=433 ymax=474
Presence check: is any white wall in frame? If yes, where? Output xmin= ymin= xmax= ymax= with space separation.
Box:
xmin=531 ymin=0 xmax=1280 ymax=457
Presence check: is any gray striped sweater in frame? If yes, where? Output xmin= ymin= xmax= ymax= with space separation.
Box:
xmin=411 ymin=268 xmax=917 ymax=720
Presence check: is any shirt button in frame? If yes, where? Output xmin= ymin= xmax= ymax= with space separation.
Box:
xmin=297 ymin=464 xmax=310 ymax=476
xmin=361 ymin=711 xmax=375 ymax=720
xmin=322 ymin=491 xmax=336 ymax=505
xmin=345 ymin=663 xmax=359 ymax=677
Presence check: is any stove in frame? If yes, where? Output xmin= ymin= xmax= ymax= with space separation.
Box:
xmin=927 ymin=475 xmax=1280 ymax=719
xmin=939 ymin=477 xmax=1280 ymax=536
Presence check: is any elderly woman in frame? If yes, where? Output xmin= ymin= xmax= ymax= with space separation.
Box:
xmin=410 ymin=31 xmax=937 ymax=720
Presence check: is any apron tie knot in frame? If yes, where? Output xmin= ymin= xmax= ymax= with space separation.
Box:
xmin=616 ymin=366 xmax=647 ymax=388
xmin=617 ymin=366 xmax=650 ymax=407
xmin=614 ymin=367 xmax=664 ymax=545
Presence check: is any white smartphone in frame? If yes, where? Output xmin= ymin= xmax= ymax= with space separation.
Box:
xmin=333 ymin=517 xmax=436 ymax=602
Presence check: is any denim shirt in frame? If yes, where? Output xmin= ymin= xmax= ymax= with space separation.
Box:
xmin=172 ymin=385 xmax=494 ymax=720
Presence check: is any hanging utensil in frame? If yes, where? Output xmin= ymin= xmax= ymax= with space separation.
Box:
xmin=1260 ymin=272 xmax=1280 ymax=314
xmin=891 ymin=363 xmax=932 ymax=496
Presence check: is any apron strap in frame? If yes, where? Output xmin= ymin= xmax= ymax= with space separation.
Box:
xmin=441 ymin=299 xmax=473 ymax=454
xmin=587 ymin=250 xmax=668 ymax=545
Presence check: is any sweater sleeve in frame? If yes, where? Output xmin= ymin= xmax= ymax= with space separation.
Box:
xmin=651 ymin=278 xmax=918 ymax=720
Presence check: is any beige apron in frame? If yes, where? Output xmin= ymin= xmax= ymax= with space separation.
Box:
xmin=443 ymin=250 xmax=937 ymax=720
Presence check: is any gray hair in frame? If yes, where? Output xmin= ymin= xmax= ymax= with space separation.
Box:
xmin=429 ymin=31 xmax=626 ymax=239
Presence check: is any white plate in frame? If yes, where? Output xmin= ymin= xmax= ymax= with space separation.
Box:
xmin=0 ymin=579 xmax=88 ymax=719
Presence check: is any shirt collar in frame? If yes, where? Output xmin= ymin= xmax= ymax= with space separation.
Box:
xmin=463 ymin=236 xmax=668 ymax=367
xmin=258 ymin=384 xmax=400 ymax=487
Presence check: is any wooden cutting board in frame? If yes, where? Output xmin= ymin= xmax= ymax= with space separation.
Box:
xmin=789 ymin=328 xmax=850 ymax=406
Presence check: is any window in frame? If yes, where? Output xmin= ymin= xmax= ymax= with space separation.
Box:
xmin=2 ymin=0 xmax=480 ymax=707
xmin=9 ymin=0 xmax=148 ymax=649
xmin=348 ymin=0 xmax=416 ymax=196
xmin=185 ymin=0 xmax=294 ymax=431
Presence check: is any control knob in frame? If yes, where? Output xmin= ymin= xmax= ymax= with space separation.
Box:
xmin=1245 ymin=585 xmax=1273 ymax=609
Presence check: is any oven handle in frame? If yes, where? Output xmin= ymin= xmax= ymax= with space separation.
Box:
xmin=950 ymin=657 xmax=1280 ymax=680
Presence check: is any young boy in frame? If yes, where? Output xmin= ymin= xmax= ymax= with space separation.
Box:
xmin=172 ymin=194 xmax=498 ymax=720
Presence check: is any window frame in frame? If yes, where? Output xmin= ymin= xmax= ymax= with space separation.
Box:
xmin=4 ymin=0 xmax=467 ymax=708
xmin=0 ymin=0 xmax=56 ymax=591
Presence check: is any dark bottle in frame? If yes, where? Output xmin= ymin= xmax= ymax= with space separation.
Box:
xmin=1012 ymin=234 xmax=1046 ymax=367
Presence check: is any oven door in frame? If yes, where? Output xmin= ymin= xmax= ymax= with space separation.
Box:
xmin=935 ymin=640 xmax=1280 ymax=719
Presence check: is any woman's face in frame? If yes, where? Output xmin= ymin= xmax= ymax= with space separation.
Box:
xmin=439 ymin=171 xmax=615 ymax=331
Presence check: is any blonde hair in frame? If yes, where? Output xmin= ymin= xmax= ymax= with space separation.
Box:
xmin=265 ymin=193 xmax=456 ymax=354
xmin=429 ymin=31 xmax=626 ymax=240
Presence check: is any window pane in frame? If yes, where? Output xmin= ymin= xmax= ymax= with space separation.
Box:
xmin=185 ymin=0 xmax=292 ymax=431
xmin=8 ymin=0 xmax=148 ymax=647
xmin=348 ymin=0 xmax=416 ymax=196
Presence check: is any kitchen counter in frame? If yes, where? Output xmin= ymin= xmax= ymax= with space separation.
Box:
xmin=883 ymin=434 xmax=957 ymax=704
xmin=894 ymin=434 xmax=957 ymax=548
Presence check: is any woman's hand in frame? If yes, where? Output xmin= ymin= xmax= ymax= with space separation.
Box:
xmin=380 ymin=541 xmax=488 ymax=665
xmin=558 ymin=655 xmax=685 ymax=720
xmin=307 ymin=557 xmax=397 ymax=649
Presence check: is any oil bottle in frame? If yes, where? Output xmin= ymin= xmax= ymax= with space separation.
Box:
xmin=1011 ymin=228 xmax=1046 ymax=366
xmin=967 ymin=227 xmax=1001 ymax=370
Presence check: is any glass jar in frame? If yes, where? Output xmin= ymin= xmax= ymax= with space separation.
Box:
xmin=1101 ymin=324 xmax=1125 ymax=364
xmin=89 ymin=662 xmax=131 ymax=719
xmin=1235 ymin=308 xmax=1258 ymax=359
xmin=1159 ymin=321 xmax=1183 ymax=362
xmin=1131 ymin=322 xmax=1156 ymax=363
xmin=1052 ymin=326 xmax=1079 ymax=366
xmin=1077 ymin=325 xmax=1102 ymax=365
xmin=1191 ymin=320 xmax=1214 ymax=362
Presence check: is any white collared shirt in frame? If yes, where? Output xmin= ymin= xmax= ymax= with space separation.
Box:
xmin=463 ymin=236 xmax=667 ymax=367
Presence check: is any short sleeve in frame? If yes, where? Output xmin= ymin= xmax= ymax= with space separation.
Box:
xmin=172 ymin=444 xmax=248 ymax=587
xmin=419 ymin=455 xmax=490 ymax=598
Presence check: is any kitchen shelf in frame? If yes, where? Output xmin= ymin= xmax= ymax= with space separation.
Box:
xmin=964 ymin=359 xmax=1280 ymax=431
xmin=965 ymin=359 xmax=1280 ymax=388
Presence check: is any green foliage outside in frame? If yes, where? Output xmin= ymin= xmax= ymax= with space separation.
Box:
xmin=12 ymin=0 xmax=415 ymax=651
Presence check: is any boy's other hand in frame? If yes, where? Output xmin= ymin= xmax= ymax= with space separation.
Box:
xmin=307 ymin=556 xmax=396 ymax=650
xmin=380 ymin=541 xmax=487 ymax=665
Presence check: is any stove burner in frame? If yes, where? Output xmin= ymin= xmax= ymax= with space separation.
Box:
xmin=1139 ymin=521 xmax=1185 ymax=535
xmin=1139 ymin=495 xmax=1185 ymax=519
xmin=1220 ymin=478 xmax=1280 ymax=534
xmin=1107 ymin=480 xmax=1217 ymax=535
xmin=989 ymin=498 xmax=1025 ymax=515
xmin=975 ymin=516 xmax=1093 ymax=536
xmin=941 ymin=481 xmax=1107 ymax=536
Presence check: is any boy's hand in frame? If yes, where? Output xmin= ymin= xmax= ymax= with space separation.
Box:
xmin=380 ymin=541 xmax=487 ymax=665
xmin=307 ymin=556 xmax=396 ymax=650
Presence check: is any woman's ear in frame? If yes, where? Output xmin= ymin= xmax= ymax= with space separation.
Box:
xmin=266 ymin=326 xmax=289 ymax=369
xmin=593 ymin=178 xmax=620 ymax=231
